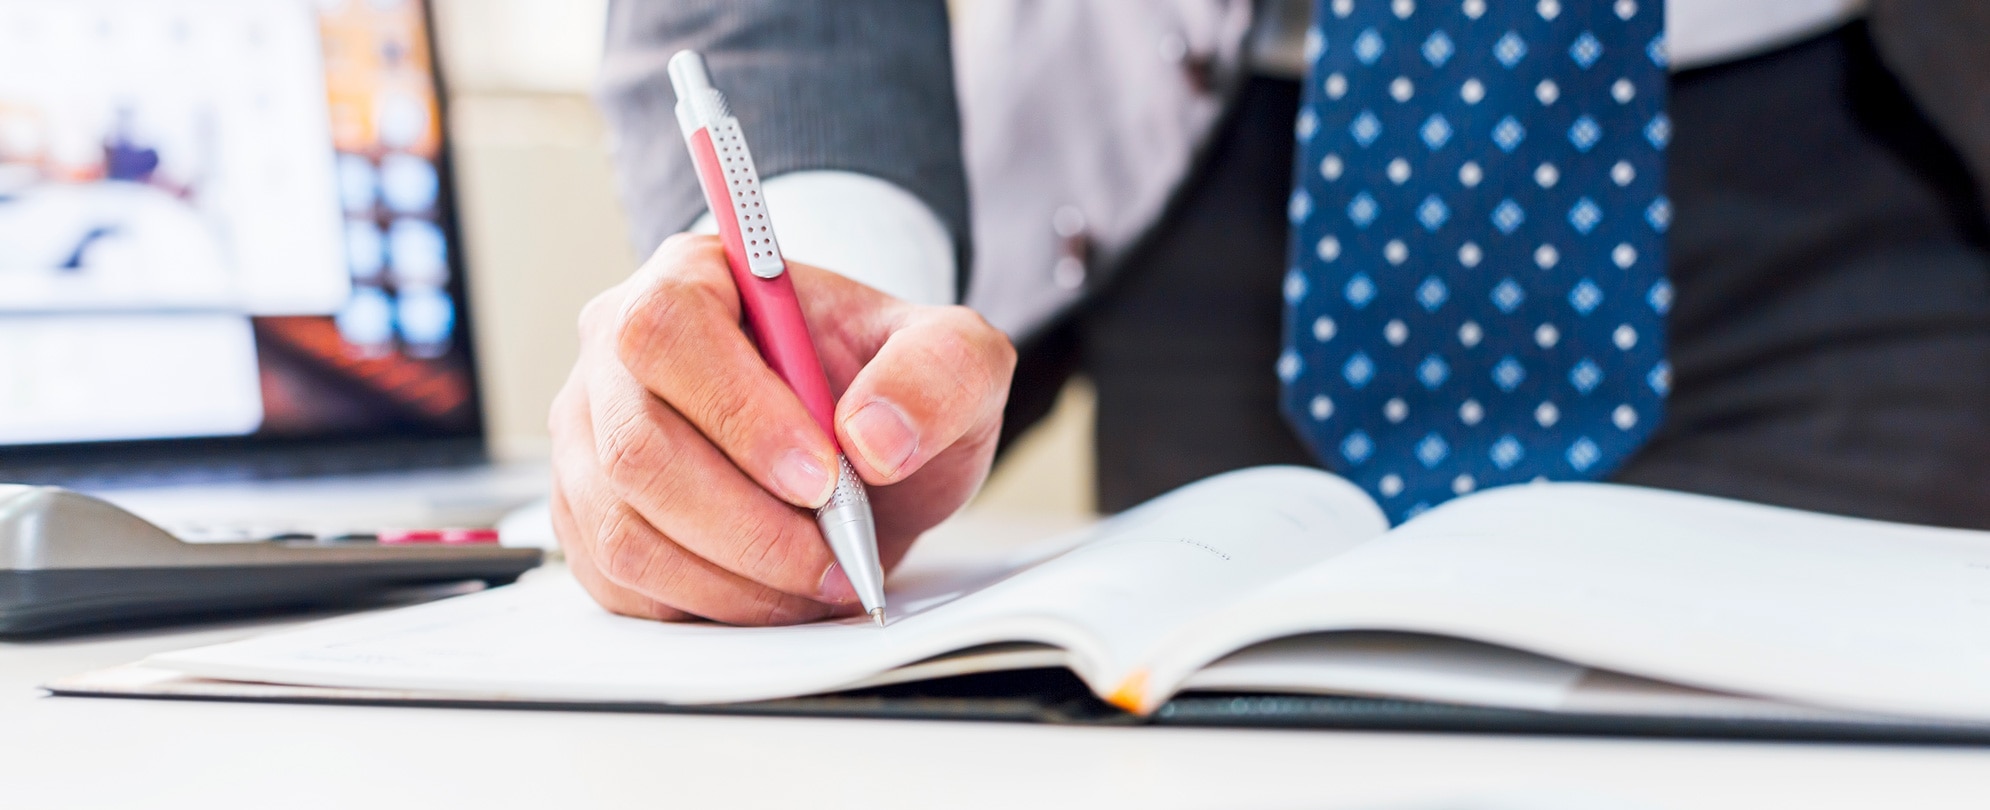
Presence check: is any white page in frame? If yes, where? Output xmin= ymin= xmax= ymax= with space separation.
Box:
xmin=151 ymin=467 xmax=1388 ymax=704
xmin=1139 ymin=482 xmax=1990 ymax=722
xmin=1182 ymin=633 xmax=1589 ymax=711
xmin=1181 ymin=633 xmax=1950 ymax=726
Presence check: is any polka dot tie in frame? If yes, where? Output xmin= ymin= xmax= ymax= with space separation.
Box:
xmin=1280 ymin=0 xmax=1671 ymax=523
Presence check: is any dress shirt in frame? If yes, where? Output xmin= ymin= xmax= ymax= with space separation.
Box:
xmin=705 ymin=0 xmax=1868 ymax=312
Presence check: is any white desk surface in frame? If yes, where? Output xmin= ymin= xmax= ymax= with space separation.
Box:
xmin=5 ymin=512 xmax=1989 ymax=810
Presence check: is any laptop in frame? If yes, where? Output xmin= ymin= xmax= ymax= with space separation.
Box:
xmin=0 ymin=0 xmax=550 ymax=539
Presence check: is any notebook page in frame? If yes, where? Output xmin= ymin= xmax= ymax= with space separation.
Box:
xmin=1180 ymin=633 xmax=1932 ymax=725
xmin=150 ymin=467 xmax=1387 ymax=704
xmin=1181 ymin=632 xmax=1589 ymax=710
xmin=1138 ymin=483 xmax=1990 ymax=721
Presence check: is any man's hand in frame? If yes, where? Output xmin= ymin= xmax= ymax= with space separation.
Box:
xmin=549 ymin=235 xmax=1015 ymax=625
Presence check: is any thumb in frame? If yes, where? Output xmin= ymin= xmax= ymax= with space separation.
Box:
xmin=834 ymin=305 xmax=1015 ymax=485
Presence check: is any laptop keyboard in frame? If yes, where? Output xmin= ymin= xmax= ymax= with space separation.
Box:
xmin=1 ymin=440 xmax=489 ymax=490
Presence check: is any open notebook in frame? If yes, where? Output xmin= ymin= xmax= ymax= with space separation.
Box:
xmin=62 ymin=467 xmax=1990 ymax=737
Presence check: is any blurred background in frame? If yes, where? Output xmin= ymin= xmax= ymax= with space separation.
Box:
xmin=429 ymin=0 xmax=1096 ymax=520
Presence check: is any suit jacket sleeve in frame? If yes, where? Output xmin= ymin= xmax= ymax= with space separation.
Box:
xmin=596 ymin=0 xmax=972 ymax=293
xmin=1869 ymin=0 xmax=1990 ymax=225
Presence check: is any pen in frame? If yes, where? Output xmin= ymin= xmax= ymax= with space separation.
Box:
xmin=666 ymin=50 xmax=888 ymax=626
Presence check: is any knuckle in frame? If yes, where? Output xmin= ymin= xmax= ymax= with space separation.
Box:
xmin=676 ymin=233 xmax=728 ymax=266
xmin=914 ymin=320 xmax=993 ymax=404
xmin=989 ymin=327 xmax=1019 ymax=378
xmin=593 ymin=507 xmax=659 ymax=586
xmin=575 ymin=570 xmax=678 ymax=621
xmin=696 ymin=382 xmax=759 ymax=446
xmin=617 ymin=279 xmax=692 ymax=357
xmin=597 ymin=410 xmax=678 ymax=493
xmin=648 ymin=234 xmax=729 ymax=285
xmin=656 ymin=231 xmax=719 ymax=257
xmin=654 ymin=231 xmax=701 ymax=255
xmin=617 ymin=279 xmax=730 ymax=382
xmin=644 ymin=348 xmax=764 ymax=453
xmin=942 ymin=305 xmax=1016 ymax=374
xmin=752 ymin=595 xmax=822 ymax=627
xmin=639 ymin=550 xmax=700 ymax=609
xmin=751 ymin=599 xmax=788 ymax=626
xmin=728 ymin=508 xmax=818 ymax=589
xmin=612 ymin=597 xmax=674 ymax=621
xmin=573 ymin=577 xmax=636 ymax=617
xmin=644 ymin=601 xmax=694 ymax=622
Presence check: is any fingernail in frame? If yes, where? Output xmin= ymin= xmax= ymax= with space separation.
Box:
xmin=818 ymin=562 xmax=858 ymax=605
xmin=846 ymin=400 xmax=918 ymax=477
xmin=773 ymin=449 xmax=834 ymax=508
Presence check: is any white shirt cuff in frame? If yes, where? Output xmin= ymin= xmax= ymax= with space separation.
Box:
xmin=690 ymin=171 xmax=958 ymax=307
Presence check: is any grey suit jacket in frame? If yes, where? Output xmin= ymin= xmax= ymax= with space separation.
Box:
xmin=598 ymin=0 xmax=1990 ymax=341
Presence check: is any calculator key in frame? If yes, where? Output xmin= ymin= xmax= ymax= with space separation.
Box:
xmin=170 ymin=526 xmax=261 ymax=544
xmin=379 ymin=529 xmax=444 ymax=544
xmin=440 ymin=528 xmax=500 ymax=544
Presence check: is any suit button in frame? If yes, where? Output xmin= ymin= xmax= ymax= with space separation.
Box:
xmin=1159 ymin=33 xmax=1214 ymax=93
xmin=1052 ymin=205 xmax=1088 ymax=290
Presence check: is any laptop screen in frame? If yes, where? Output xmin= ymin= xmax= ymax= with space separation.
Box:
xmin=0 ymin=0 xmax=481 ymax=462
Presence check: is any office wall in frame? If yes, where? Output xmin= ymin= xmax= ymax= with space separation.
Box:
xmin=433 ymin=0 xmax=607 ymax=95
xmin=430 ymin=0 xmax=1096 ymax=517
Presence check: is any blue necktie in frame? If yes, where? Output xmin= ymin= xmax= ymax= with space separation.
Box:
xmin=1281 ymin=0 xmax=1671 ymax=522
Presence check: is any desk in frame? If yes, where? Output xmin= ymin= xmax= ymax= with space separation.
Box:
xmin=4 ymin=513 xmax=1988 ymax=809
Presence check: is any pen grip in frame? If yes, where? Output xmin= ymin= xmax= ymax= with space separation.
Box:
xmin=688 ymin=128 xmax=839 ymax=442
xmin=737 ymin=271 xmax=838 ymax=441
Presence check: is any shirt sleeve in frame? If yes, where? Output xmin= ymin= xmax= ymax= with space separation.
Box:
xmin=689 ymin=171 xmax=958 ymax=306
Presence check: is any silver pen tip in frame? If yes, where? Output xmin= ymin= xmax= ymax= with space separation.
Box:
xmin=870 ymin=607 xmax=887 ymax=627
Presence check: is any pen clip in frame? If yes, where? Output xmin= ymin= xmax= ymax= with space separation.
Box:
xmin=668 ymin=51 xmax=785 ymax=280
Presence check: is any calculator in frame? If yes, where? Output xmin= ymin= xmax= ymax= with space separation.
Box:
xmin=0 ymin=484 xmax=542 ymax=636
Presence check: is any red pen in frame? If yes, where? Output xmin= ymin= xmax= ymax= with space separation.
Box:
xmin=667 ymin=51 xmax=887 ymax=626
